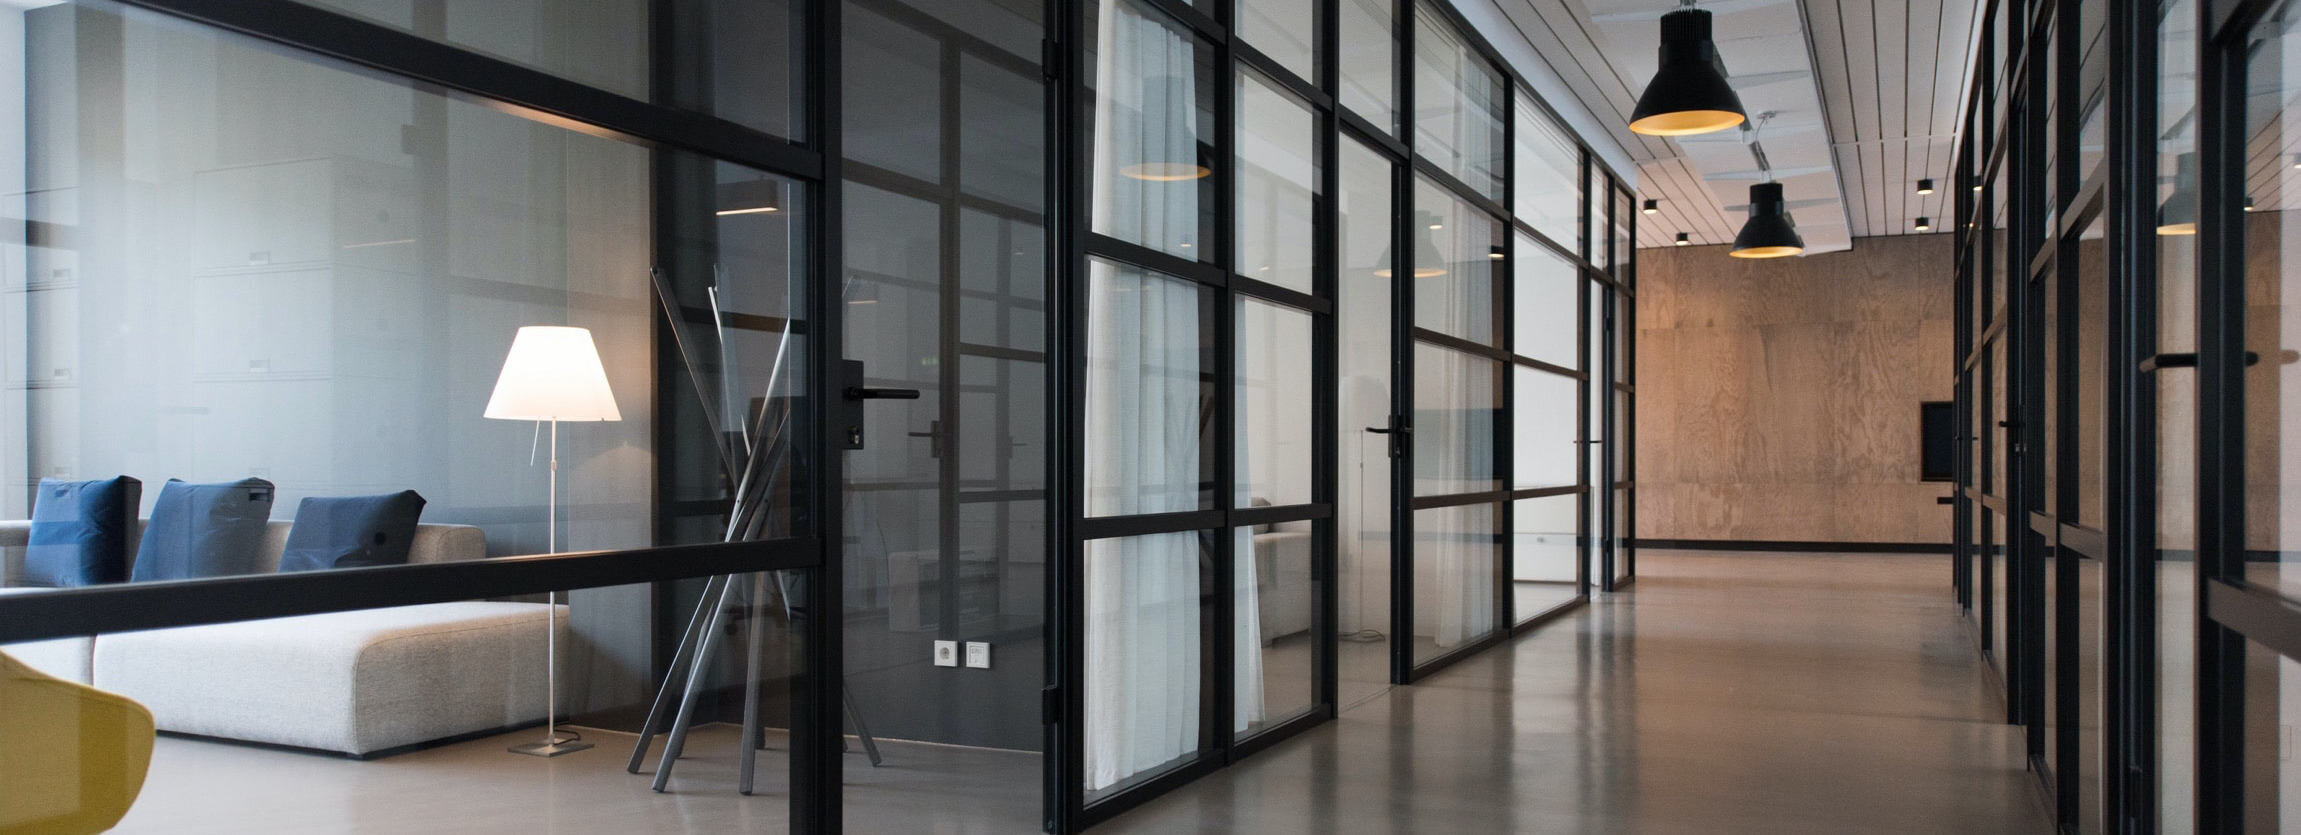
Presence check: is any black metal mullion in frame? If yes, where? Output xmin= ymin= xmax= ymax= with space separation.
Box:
xmin=1050 ymin=0 xmax=1086 ymax=826
xmin=796 ymin=0 xmax=845 ymax=826
xmin=2194 ymin=4 xmax=2253 ymax=826
xmin=1211 ymin=0 xmax=1240 ymax=768
xmin=2108 ymin=0 xmax=2158 ymax=819
xmin=1390 ymin=0 xmax=1417 ymax=688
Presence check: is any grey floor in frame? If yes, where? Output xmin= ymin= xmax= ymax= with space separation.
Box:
xmin=1103 ymin=551 xmax=2052 ymax=834
xmin=108 ymin=551 xmax=2048 ymax=833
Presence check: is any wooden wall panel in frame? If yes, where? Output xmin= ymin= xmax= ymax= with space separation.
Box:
xmin=1636 ymin=233 xmax=1956 ymax=544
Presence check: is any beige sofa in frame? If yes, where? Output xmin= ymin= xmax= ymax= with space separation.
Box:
xmin=0 ymin=520 xmax=568 ymax=756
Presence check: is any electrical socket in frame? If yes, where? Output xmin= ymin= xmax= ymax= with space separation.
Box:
xmin=964 ymin=641 xmax=992 ymax=669
xmin=932 ymin=640 xmax=958 ymax=667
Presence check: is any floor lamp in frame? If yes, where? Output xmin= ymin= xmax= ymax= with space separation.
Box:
xmin=486 ymin=325 xmax=621 ymax=758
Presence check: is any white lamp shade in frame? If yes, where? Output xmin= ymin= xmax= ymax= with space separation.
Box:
xmin=484 ymin=326 xmax=623 ymax=422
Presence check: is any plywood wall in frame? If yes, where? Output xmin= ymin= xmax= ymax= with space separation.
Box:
xmin=1635 ymin=233 xmax=1956 ymax=544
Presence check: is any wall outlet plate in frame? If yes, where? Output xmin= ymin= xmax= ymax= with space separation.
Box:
xmin=933 ymin=640 xmax=958 ymax=667
xmin=964 ymin=641 xmax=991 ymax=669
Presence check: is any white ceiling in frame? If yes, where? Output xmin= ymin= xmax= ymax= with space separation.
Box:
xmin=1462 ymin=0 xmax=1983 ymax=253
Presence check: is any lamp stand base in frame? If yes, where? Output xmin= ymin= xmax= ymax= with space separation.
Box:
xmin=509 ymin=738 xmax=593 ymax=758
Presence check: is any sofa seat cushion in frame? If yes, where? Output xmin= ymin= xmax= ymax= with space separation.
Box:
xmin=92 ymin=601 xmax=565 ymax=755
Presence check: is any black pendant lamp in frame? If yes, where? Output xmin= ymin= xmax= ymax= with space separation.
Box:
xmin=1628 ymin=8 xmax=1747 ymax=136
xmin=1121 ymin=75 xmax=1213 ymax=182
xmin=1730 ymin=181 xmax=1804 ymax=259
xmin=2157 ymin=152 xmax=2198 ymax=236
xmin=1374 ymin=211 xmax=1449 ymax=278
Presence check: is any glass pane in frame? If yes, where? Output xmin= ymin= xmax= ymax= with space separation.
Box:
xmin=1413 ymin=343 xmax=1501 ymax=496
xmin=2078 ymin=554 xmax=2105 ymax=835
xmin=1587 ymin=279 xmax=1606 ymax=583
xmin=1412 ymin=175 xmax=1504 ymax=345
xmin=1511 ymin=495 xmax=1577 ymax=623
xmin=1514 ymin=92 xmax=1579 ymax=249
xmin=1083 ymin=531 xmax=1212 ymax=799
xmin=1238 ymin=0 xmax=1316 ymax=84
xmin=1237 ymin=71 xmax=1318 ymax=294
xmin=1590 ymin=170 xmax=1610 ymax=270
xmin=1338 ymin=0 xmax=1398 ymax=136
xmin=1087 ymin=0 xmax=1217 ymax=261
xmin=1612 ymin=187 xmax=1633 ymax=283
xmin=2240 ymin=10 xmax=2301 ymax=603
xmin=1235 ymin=523 xmax=1316 ymax=739
xmin=1411 ymin=8 xmax=1504 ymax=199
xmin=2076 ymin=215 xmax=2107 ymax=527
xmin=2240 ymin=636 xmax=2301 ymax=831
xmin=292 ymin=0 xmax=799 ymax=139
xmin=1337 ymin=137 xmax=1394 ymax=703
xmin=2077 ymin=95 xmax=2106 ymax=188
xmin=2043 ymin=276 xmax=2059 ymax=512
xmin=1238 ymin=298 xmax=1315 ymax=508
xmin=1513 ymin=238 xmax=1579 ymax=367
xmin=2155 ymin=0 xmax=2198 ymax=820
xmin=1513 ymin=368 xmax=1577 ymax=489
xmin=1084 ymin=260 xmax=1214 ymax=516
xmin=1612 ymin=486 xmax=1630 ymax=583
xmin=1411 ymin=502 xmax=1497 ymax=666
xmin=0 ymin=1 xmax=809 ymax=591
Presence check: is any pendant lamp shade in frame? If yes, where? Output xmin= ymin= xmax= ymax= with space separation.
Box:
xmin=1628 ymin=9 xmax=1747 ymax=136
xmin=1120 ymin=74 xmax=1212 ymax=182
xmin=1374 ymin=211 xmax=1450 ymax=278
xmin=2157 ymin=153 xmax=2198 ymax=236
xmin=1729 ymin=182 xmax=1804 ymax=259
xmin=485 ymin=326 xmax=622 ymax=422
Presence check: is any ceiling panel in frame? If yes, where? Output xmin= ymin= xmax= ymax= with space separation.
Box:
xmin=1469 ymin=0 xmax=1984 ymax=253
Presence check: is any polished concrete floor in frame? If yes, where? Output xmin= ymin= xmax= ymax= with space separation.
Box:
xmin=107 ymin=551 xmax=2047 ymax=833
xmin=1104 ymin=551 xmax=2052 ymax=833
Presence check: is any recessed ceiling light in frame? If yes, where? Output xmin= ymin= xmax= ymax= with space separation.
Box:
xmin=1916 ymin=178 xmax=1936 ymax=195
xmin=1642 ymin=199 xmax=1659 ymax=215
xmin=1674 ymin=233 xmax=1690 ymax=246
xmin=1914 ymin=216 xmax=1932 ymax=232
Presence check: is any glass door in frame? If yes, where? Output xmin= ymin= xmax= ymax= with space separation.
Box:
xmin=836 ymin=0 xmax=1052 ymax=828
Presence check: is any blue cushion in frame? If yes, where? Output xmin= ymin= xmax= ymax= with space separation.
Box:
xmin=24 ymin=476 xmax=141 ymax=587
xmin=130 ymin=479 xmax=275 ymax=581
xmin=277 ymin=491 xmax=426 ymax=573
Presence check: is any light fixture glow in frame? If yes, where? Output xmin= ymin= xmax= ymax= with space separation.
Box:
xmin=1914 ymin=216 xmax=1932 ymax=232
xmin=1374 ymin=211 xmax=1451 ymax=278
xmin=1488 ymin=245 xmax=1506 ymax=260
xmin=1642 ymin=199 xmax=1660 ymax=215
xmin=2245 ymin=197 xmax=2258 ymax=212
xmin=1120 ymin=161 xmax=1213 ymax=181
xmin=1916 ymin=178 xmax=1936 ymax=195
xmin=1674 ymin=233 xmax=1690 ymax=246
xmin=1120 ymin=75 xmax=1213 ymax=181
xmin=1628 ymin=9 xmax=1747 ymax=136
xmin=1730 ymin=182 xmax=1804 ymax=259
xmin=2158 ymin=153 xmax=2199 ymax=236
xmin=717 ymin=179 xmax=783 ymax=216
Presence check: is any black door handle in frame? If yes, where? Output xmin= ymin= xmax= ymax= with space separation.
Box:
xmin=847 ymin=386 xmax=921 ymax=400
xmin=2140 ymin=351 xmax=2265 ymax=372
xmin=1364 ymin=426 xmax=1411 ymax=434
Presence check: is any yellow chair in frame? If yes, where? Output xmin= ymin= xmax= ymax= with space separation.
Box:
xmin=0 ymin=649 xmax=155 ymax=834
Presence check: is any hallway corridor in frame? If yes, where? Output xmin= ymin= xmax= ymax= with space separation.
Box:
xmin=1104 ymin=551 xmax=2053 ymax=833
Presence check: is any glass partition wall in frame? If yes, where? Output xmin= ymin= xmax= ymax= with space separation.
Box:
xmin=1057 ymin=0 xmax=1627 ymax=827
xmin=1951 ymin=0 xmax=2301 ymax=828
xmin=0 ymin=0 xmax=1631 ymax=832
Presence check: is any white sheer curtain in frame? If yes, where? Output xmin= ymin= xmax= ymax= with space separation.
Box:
xmin=1415 ymin=503 xmax=1496 ymax=649
xmin=1411 ymin=344 xmax=1497 ymax=649
xmin=1083 ymin=0 xmax=1266 ymax=793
